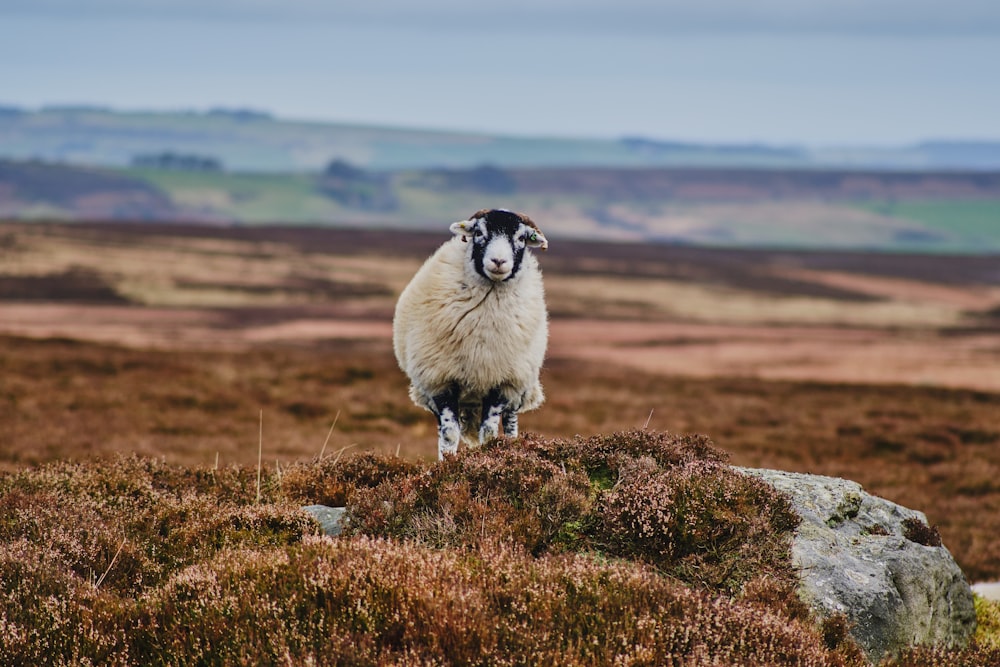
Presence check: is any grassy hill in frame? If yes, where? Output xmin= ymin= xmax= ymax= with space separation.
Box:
xmin=3 ymin=158 xmax=999 ymax=252
xmin=3 ymin=107 xmax=999 ymax=252
xmin=3 ymin=106 xmax=1000 ymax=172
xmin=0 ymin=107 xmax=678 ymax=172
xmin=2 ymin=435 xmax=999 ymax=665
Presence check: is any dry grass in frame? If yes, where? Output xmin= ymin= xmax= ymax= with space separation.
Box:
xmin=545 ymin=274 xmax=968 ymax=328
xmin=2 ymin=334 xmax=1000 ymax=582
xmin=0 ymin=222 xmax=412 ymax=309
xmin=3 ymin=221 xmax=998 ymax=395
xmin=976 ymin=596 xmax=1000 ymax=650
xmin=4 ymin=220 xmax=998 ymax=328
xmin=0 ymin=335 xmax=424 ymax=470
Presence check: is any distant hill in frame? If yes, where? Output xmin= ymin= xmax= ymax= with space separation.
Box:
xmin=2 ymin=158 xmax=999 ymax=253
xmin=2 ymin=106 xmax=1000 ymax=172
xmin=0 ymin=159 xmax=177 ymax=220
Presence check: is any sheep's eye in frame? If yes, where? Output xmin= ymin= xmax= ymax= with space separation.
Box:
xmin=528 ymin=232 xmax=538 ymax=243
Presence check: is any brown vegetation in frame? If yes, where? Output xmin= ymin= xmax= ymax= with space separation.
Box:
xmin=3 ymin=436 xmax=999 ymax=665
xmin=0 ymin=437 xmax=860 ymax=666
xmin=1 ymin=220 xmax=1000 ymax=662
xmin=5 ymin=333 xmax=998 ymax=582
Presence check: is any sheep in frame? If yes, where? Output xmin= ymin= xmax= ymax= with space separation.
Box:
xmin=393 ymin=208 xmax=549 ymax=459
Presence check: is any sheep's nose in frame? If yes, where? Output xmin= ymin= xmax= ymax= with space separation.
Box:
xmin=491 ymin=258 xmax=507 ymax=269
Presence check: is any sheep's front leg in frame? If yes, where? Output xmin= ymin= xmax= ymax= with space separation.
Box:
xmin=432 ymin=384 xmax=461 ymax=459
xmin=478 ymin=386 xmax=508 ymax=444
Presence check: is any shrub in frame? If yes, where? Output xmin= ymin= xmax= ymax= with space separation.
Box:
xmin=340 ymin=433 xmax=798 ymax=596
xmin=279 ymin=452 xmax=421 ymax=507
xmin=0 ymin=540 xmax=136 ymax=666
xmin=740 ymin=575 xmax=814 ymax=623
xmin=0 ymin=456 xmax=314 ymax=595
xmin=347 ymin=443 xmax=593 ymax=555
xmin=345 ymin=430 xmax=737 ymax=560
xmin=596 ymin=459 xmax=800 ymax=593
xmin=135 ymin=535 xmax=859 ymax=667
xmin=520 ymin=429 xmax=728 ymax=488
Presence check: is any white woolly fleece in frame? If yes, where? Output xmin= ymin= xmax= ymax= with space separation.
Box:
xmin=393 ymin=235 xmax=548 ymax=427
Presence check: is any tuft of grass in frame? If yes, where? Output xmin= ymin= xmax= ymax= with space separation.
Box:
xmin=976 ymin=595 xmax=1000 ymax=650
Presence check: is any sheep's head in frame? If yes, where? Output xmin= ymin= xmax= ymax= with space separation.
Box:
xmin=450 ymin=209 xmax=548 ymax=283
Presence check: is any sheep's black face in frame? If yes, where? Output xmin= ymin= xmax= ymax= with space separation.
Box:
xmin=450 ymin=209 xmax=547 ymax=283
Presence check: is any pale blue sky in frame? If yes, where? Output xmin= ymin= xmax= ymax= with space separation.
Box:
xmin=2 ymin=1 xmax=998 ymax=145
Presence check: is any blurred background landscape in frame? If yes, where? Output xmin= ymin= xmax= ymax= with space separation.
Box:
xmin=2 ymin=107 xmax=1000 ymax=252
xmin=2 ymin=1 xmax=1000 ymax=251
xmin=1 ymin=0 xmax=1000 ymax=584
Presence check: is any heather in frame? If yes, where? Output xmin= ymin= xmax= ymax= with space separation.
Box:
xmin=3 ymin=432 xmax=999 ymax=665
xmin=5 ymin=335 xmax=1000 ymax=585
xmin=343 ymin=433 xmax=796 ymax=595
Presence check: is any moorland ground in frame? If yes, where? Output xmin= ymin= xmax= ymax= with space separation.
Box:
xmin=1 ymin=220 xmax=999 ymax=582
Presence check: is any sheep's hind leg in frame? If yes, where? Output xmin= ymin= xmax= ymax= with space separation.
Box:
xmin=478 ymin=386 xmax=508 ymax=444
xmin=502 ymin=411 xmax=518 ymax=438
xmin=432 ymin=384 xmax=461 ymax=459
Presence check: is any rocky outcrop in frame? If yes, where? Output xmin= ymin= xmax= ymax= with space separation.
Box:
xmin=741 ymin=468 xmax=977 ymax=662
xmin=301 ymin=505 xmax=348 ymax=536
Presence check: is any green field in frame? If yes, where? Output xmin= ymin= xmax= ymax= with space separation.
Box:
xmin=4 ymin=151 xmax=1000 ymax=252
xmin=131 ymin=169 xmax=347 ymax=223
xmin=130 ymin=168 xmax=1000 ymax=253
xmin=860 ymin=199 xmax=1000 ymax=247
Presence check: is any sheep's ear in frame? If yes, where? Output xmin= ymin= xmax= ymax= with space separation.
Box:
xmin=525 ymin=229 xmax=548 ymax=251
xmin=450 ymin=220 xmax=472 ymax=241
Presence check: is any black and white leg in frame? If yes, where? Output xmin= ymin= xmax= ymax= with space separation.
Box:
xmin=478 ymin=386 xmax=508 ymax=444
xmin=502 ymin=410 xmax=519 ymax=438
xmin=432 ymin=384 xmax=461 ymax=459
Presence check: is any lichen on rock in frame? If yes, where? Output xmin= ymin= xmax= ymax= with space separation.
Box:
xmin=741 ymin=468 xmax=977 ymax=662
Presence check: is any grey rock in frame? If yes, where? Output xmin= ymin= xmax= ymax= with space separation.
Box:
xmin=740 ymin=468 xmax=976 ymax=663
xmin=301 ymin=505 xmax=349 ymax=536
